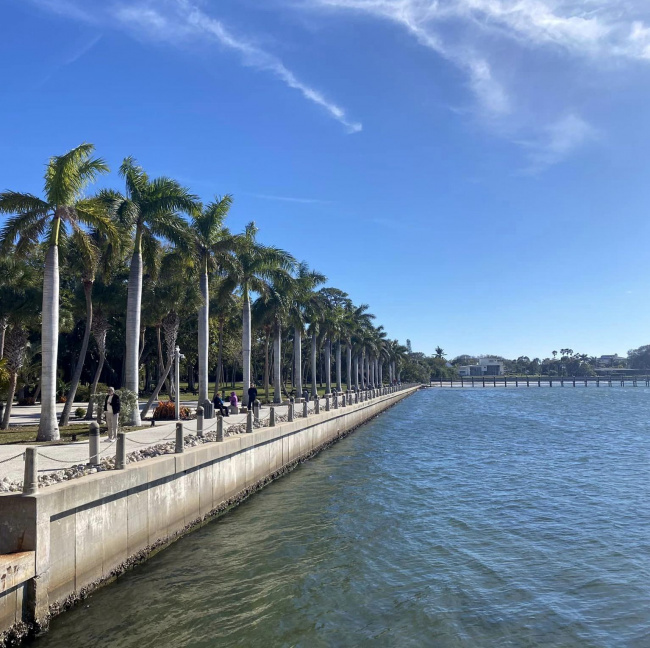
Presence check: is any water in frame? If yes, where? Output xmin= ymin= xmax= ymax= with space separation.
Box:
xmin=33 ymin=388 xmax=650 ymax=647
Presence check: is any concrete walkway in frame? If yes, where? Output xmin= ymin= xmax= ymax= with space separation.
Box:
xmin=0 ymin=399 xmax=318 ymax=483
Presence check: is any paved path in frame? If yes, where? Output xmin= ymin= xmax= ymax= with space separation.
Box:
xmin=0 ymin=399 xmax=321 ymax=483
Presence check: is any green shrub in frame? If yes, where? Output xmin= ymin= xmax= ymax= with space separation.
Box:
xmin=75 ymin=407 xmax=86 ymax=418
xmin=90 ymin=388 xmax=138 ymax=428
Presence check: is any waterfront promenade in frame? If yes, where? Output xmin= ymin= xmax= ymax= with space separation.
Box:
xmin=0 ymin=385 xmax=418 ymax=645
xmin=0 ymin=400 xmax=299 ymax=484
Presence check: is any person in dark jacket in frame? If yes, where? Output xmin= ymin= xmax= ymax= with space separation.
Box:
xmin=103 ymin=387 xmax=121 ymax=440
xmin=247 ymin=385 xmax=258 ymax=409
xmin=213 ymin=393 xmax=229 ymax=417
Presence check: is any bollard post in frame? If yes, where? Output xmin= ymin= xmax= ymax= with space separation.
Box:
xmin=314 ymin=395 xmax=320 ymax=414
xmin=303 ymin=400 xmax=308 ymax=417
xmin=325 ymin=394 xmax=330 ymax=411
xmin=22 ymin=447 xmax=38 ymax=495
xmin=270 ymin=406 xmax=276 ymax=427
xmin=246 ymin=409 xmax=253 ymax=433
xmin=115 ymin=433 xmax=126 ymax=470
xmin=196 ymin=406 xmax=204 ymax=438
xmin=89 ymin=421 xmax=100 ymax=466
xmin=355 ymin=390 xmax=359 ymax=404
xmin=175 ymin=422 xmax=184 ymax=453
xmin=333 ymin=392 xmax=339 ymax=409
xmin=288 ymin=398 xmax=294 ymax=422
xmin=216 ymin=414 xmax=224 ymax=441
xmin=254 ymin=400 xmax=260 ymax=422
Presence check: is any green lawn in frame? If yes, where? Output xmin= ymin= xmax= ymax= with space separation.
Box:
xmin=0 ymin=424 xmax=148 ymax=446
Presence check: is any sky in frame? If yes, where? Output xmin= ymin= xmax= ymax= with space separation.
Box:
xmin=1 ymin=0 xmax=650 ymax=361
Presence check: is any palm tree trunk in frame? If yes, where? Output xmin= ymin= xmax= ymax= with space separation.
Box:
xmin=0 ymin=317 xmax=7 ymax=360
xmin=311 ymin=331 xmax=317 ymax=397
xmin=198 ymin=264 xmax=209 ymax=406
xmin=354 ymin=355 xmax=359 ymax=391
xmin=294 ymin=326 xmax=302 ymax=398
xmin=214 ymin=318 xmax=224 ymax=398
xmin=273 ymin=321 xmax=282 ymax=404
xmin=138 ymin=327 xmax=146 ymax=363
xmin=346 ymin=343 xmax=352 ymax=391
xmin=325 ymin=337 xmax=332 ymax=394
xmin=0 ymin=372 xmax=17 ymax=430
xmin=242 ymin=287 xmax=252 ymax=406
xmin=37 ymin=242 xmax=60 ymax=441
xmin=336 ymin=340 xmax=342 ymax=391
xmin=59 ymin=280 xmax=93 ymax=426
xmin=264 ymin=330 xmax=270 ymax=402
xmin=85 ymin=345 xmax=105 ymax=421
xmin=125 ymin=232 xmax=143 ymax=425
xmin=141 ymin=355 xmax=174 ymax=419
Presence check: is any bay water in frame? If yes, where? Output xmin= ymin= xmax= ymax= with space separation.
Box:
xmin=33 ymin=388 xmax=650 ymax=647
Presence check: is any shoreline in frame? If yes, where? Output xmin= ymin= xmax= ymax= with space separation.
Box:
xmin=0 ymin=386 xmax=419 ymax=647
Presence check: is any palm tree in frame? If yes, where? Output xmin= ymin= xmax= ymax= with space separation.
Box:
xmin=435 ymin=346 xmax=445 ymax=359
xmin=191 ymin=195 xmax=234 ymax=407
xmin=103 ymin=158 xmax=199 ymax=425
xmin=0 ymin=326 xmax=29 ymax=429
xmin=140 ymin=250 xmax=199 ymax=418
xmin=0 ymin=143 xmax=111 ymax=440
xmin=287 ymin=264 xmax=326 ymax=400
xmin=253 ymin=277 xmax=293 ymax=404
xmin=227 ymin=223 xmax=295 ymax=407
xmin=59 ymin=227 xmax=126 ymax=426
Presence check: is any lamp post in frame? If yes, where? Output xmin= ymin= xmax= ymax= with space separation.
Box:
xmin=175 ymin=346 xmax=185 ymax=421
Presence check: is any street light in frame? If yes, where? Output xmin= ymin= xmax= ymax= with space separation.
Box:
xmin=175 ymin=346 xmax=185 ymax=420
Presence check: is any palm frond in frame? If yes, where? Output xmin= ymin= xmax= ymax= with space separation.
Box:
xmin=44 ymin=143 xmax=108 ymax=204
xmin=0 ymin=191 xmax=50 ymax=215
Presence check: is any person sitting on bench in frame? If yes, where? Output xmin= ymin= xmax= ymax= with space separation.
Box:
xmin=213 ymin=393 xmax=229 ymax=417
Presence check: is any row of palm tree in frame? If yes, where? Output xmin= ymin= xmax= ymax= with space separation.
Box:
xmin=0 ymin=143 xmax=410 ymax=441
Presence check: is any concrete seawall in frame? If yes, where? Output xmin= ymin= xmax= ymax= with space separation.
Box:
xmin=0 ymin=385 xmax=418 ymax=645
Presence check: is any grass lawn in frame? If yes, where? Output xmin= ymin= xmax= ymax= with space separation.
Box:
xmin=0 ymin=424 xmax=149 ymax=446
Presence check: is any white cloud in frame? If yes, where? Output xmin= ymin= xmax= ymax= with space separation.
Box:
xmin=520 ymin=114 xmax=597 ymax=173
xmin=31 ymin=0 xmax=362 ymax=133
xmin=298 ymin=0 xmax=650 ymax=167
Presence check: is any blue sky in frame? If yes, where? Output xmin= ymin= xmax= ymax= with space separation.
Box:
xmin=2 ymin=0 xmax=650 ymax=360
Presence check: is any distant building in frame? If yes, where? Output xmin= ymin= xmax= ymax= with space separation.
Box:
xmin=597 ymin=355 xmax=626 ymax=368
xmin=458 ymin=358 xmax=504 ymax=377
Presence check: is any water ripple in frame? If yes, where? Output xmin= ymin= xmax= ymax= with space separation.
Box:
xmin=33 ymin=388 xmax=650 ymax=648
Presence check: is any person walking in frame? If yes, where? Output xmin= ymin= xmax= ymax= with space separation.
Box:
xmin=103 ymin=387 xmax=121 ymax=441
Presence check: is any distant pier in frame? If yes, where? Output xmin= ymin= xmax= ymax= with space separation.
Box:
xmin=430 ymin=376 xmax=650 ymax=388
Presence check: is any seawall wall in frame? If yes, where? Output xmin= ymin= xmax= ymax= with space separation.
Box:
xmin=0 ymin=385 xmax=418 ymax=644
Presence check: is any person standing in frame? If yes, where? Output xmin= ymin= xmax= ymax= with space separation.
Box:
xmin=104 ymin=387 xmax=121 ymax=441
xmin=247 ymin=384 xmax=258 ymax=410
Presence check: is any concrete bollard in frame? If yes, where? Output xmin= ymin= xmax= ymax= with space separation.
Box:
xmin=333 ymin=392 xmax=339 ymax=409
xmin=355 ymin=390 xmax=359 ymax=404
xmin=115 ymin=433 xmax=126 ymax=470
xmin=175 ymin=423 xmax=184 ymax=453
xmin=216 ymin=414 xmax=224 ymax=441
xmin=196 ymin=406 xmax=204 ymax=438
xmin=22 ymin=447 xmax=38 ymax=495
xmin=254 ymin=400 xmax=260 ymax=422
xmin=314 ymin=395 xmax=320 ymax=414
xmin=89 ymin=421 xmax=100 ymax=466
xmin=325 ymin=394 xmax=330 ymax=411
xmin=246 ymin=409 xmax=253 ymax=433
xmin=288 ymin=398 xmax=294 ymax=422
xmin=303 ymin=400 xmax=308 ymax=417
xmin=270 ymin=406 xmax=276 ymax=427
